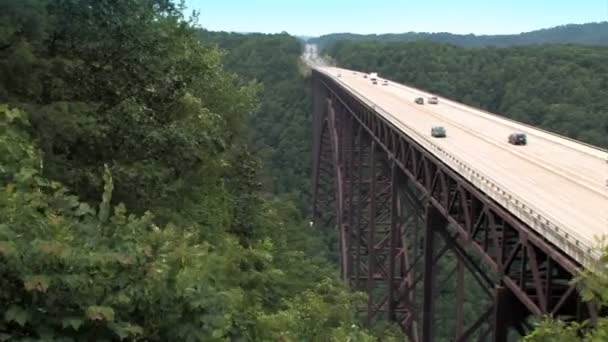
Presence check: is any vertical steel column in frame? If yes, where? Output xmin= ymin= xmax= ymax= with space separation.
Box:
xmin=493 ymin=285 xmax=526 ymax=342
xmin=422 ymin=204 xmax=447 ymax=342
xmin=344 ymin=111 xmax=355 ymax=280
xmin=353 ymin=127 xmax=364 ymax=291
xmin=367 ymin=141 xmax=377 ymax=324
xmin=387 ymin=161 xmax=399 ymax=321
xmin=493 ymin=286 xmax=511 ymax=342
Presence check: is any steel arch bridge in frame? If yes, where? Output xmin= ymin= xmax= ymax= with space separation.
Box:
xmin=311 ymin=69 xmax=598 ymax=341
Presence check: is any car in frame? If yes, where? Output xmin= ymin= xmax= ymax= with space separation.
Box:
xmin=431 ymin=126 xmax=447 ymax=138
xmin=337 ymin=73 xmax=342 ymax=77
xmin=372 ymin=80 xmax=378 ymax=85
xmin=382 ymin=80 xmax=388 ymax=86
xmin=428 ymin=96 xmax=439 ymax=104
xmin=508 ymin=133 xmax=527 ymax=145
xmin=415 ymin=97 xmax=424 ymax=105
xmin=363 ymin=74 xmax=368 ymax=79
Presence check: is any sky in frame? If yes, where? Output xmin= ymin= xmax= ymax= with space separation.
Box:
xmin=184 ymin=0 xmax=608 ymax=37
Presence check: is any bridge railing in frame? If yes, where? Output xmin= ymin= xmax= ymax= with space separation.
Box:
xmin=316 ymin=68 xmax=600 ymax=267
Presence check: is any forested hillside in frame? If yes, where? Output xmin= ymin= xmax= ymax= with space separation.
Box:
xmin=0 ymin=1 xmax=378 ymax=340
xmin=328 ymin=41 xmax=608 ymax=148
xmin=197 ymin=31 xmax=313 ymax=212
xmin=311 ymin=21 xmax=608 ymax=49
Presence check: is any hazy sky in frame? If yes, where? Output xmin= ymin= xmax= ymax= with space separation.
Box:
xmin=184 ymin=0 xmax=608 ymax=36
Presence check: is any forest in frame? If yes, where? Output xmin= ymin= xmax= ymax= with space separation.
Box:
xmin=197 ymin=30 xmax=313 ymax=212
xmin=311 ymin=21 xmax=608 ymax=49
xmin=0 ymin=0 xmax=387 ymax=340
xmin=327 ymin=40 xmax=608 ymax=148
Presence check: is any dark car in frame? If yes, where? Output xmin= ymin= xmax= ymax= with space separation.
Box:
xmin=415 ymin=97 xmax=424 ymax=105
xmin=508 ymin=133 xmax=527 ymax=145
xmin=431 ymin=126 xmax=447 ymax=138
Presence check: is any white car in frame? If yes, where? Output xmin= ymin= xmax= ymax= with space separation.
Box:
xmin=428 ymin=96 xmax=438 ymax=104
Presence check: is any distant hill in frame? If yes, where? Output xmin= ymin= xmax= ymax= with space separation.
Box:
xmin=310 ymin=22 xmax=608 ymax=49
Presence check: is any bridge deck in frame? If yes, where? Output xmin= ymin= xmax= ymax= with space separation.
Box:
xmin=317 ymin=66 xmax=608 ymax=265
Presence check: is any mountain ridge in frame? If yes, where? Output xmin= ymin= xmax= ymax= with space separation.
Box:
xmin=309 ymin=21 xmax=608 ymax=48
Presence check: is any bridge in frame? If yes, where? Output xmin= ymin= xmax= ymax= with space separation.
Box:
xmin=310 ymin=65 xmax=608 ymax=341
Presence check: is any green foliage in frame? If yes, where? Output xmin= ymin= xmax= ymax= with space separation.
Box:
xmin=199 ymin=31 xmax=313 ymax=213
xmin=0 ymin=106 xmax=371 ymax=340
xmin=328 ymin=41 xmax=608 ymax=148
xmin=1 ymin=0 xmax=258 ymax=216
xmin=0 ymin=0 xmax=376 ymax=340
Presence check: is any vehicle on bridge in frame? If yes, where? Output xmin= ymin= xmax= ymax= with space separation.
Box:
xmin=431 ymin=126 xmax=447 ymax=138
xmin=363 ymin=74 xmax=368 ymax=79
xmin=369 ymin=72 xmax=378 ymax=81
xmin=372 ymin=80 xmax=378 ymax=85
xmin=508 ymin=133 xmax=527 ymax=145
xmin=428 ymin=96 xmax=439 ymax=104
xmin=382 ymin=80 xmax=388 ymax=86
xmin=415 ymin=97 xmax=424 ymax=105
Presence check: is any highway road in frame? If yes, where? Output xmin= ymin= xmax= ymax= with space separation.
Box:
xmin=316 ymin=65 xmax=608 ymax=265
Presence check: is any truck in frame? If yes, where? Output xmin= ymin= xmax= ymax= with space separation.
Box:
xmin=369 ymin=72 xmax=378 ymax=81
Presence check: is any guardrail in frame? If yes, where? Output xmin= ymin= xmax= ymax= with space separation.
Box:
xmin=316 ymin=67 xmax=599 ymax=267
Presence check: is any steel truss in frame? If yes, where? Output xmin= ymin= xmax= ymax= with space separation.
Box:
xmin=311 ymin=71 xmax=597 ymax=341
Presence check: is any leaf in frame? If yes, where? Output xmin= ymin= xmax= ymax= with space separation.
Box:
xmin=0 ymin=241 xmax=16 ymax=257
xmin=108 ymin=322 xmax=144 ymax=340
xmin=35 ymin=240 xmax=69 ymax=259
xmin=85 ymin=306 xmax=115 ymax=322
xmin=74 ymin=202 xmax=95 ymax=217
xmin=4 ymin=306 xmax=29 ymax=327
xmin=61 ymin=317 xmax=84 ymax=331
xmin=23 ymin=275 xmax=50 ymax=293
xmin=5 ymin=183 xmax=15 ymax=194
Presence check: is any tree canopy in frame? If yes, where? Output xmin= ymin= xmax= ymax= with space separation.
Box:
xmin=0 ymin=1 xmax=379 ymax=340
